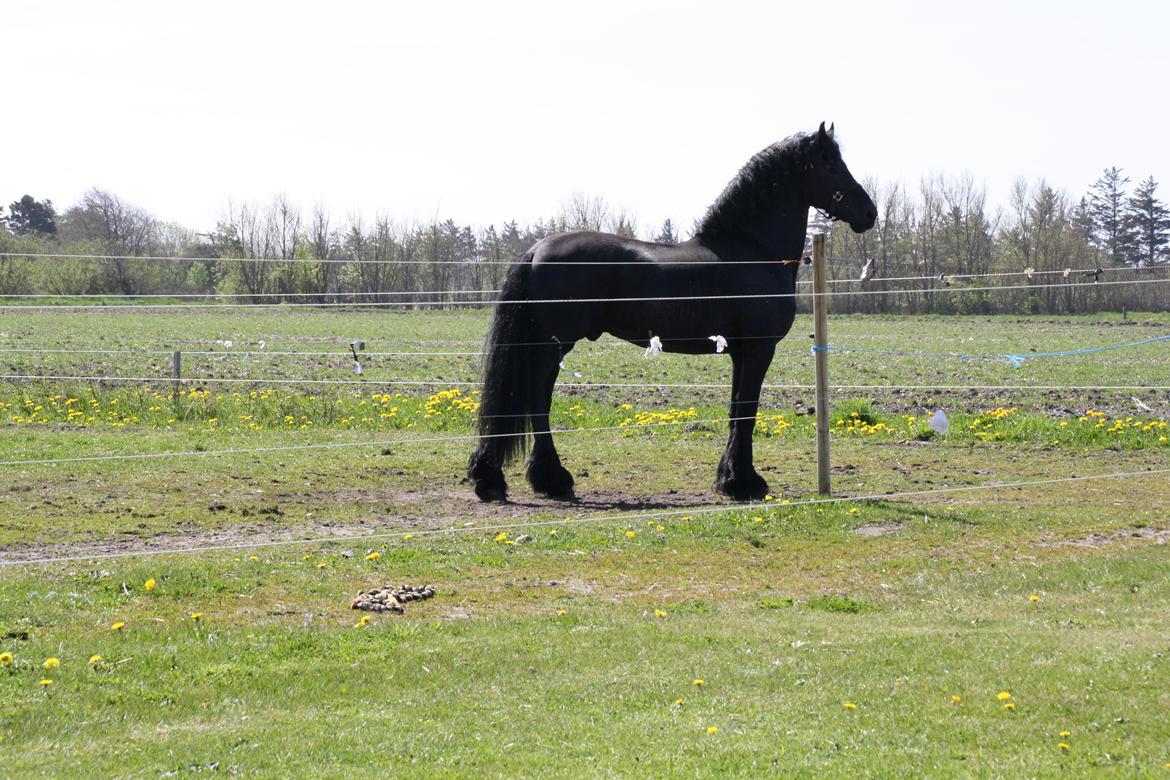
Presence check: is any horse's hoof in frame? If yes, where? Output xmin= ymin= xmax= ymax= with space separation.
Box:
xmin=473 ymin=479 xmax=508 ymax=503
xmin=714 ymin=471 xmax=769 ymax=502
xmin=527 ymin=461 xmax=575 ymax=500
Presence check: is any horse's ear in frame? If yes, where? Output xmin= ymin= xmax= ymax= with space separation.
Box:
xmin=828 ymin=122 xmax=835 ymax=138
xmin=817 ymin=121 xmax=828 ymax=143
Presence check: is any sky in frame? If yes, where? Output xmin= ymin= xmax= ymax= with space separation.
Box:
xmin=5 ymin=0 xmax=1168 ymax=237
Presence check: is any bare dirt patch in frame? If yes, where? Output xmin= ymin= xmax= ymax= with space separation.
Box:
xmin=1038 ymin=525 xmax=1170 ymax=549
xmin=0 ymin=486 xmax=722 ymax=565
xmin=852 ymin=522 xmax=903 ymax=537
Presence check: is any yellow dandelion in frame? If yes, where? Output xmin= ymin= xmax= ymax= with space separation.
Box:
xmin=674 ymin=698 xmax=684 ymax=707
xmin=692 ymin=678 xmax=704 ymax=687
xmin=38 ymin=679 xmax=53 ymax=687
xmin=655 ymin=609 xmax=667 ymax=618
xmin=42 ymin=657 xmax=60 ymax=670
xmin=317 ymin=562 xmax=326 ymax=569
xmin=556 ymin=609 xmax=567 ymax=617
xmin=844 ymin=702 xmax=858 ymax=710
xmin=144 ymin=578 xmax=156 ymax=592
xmin=403 ymin=534 xmax=414 ymax=541
xmin=355 ymin=615 xmax=371 ymax=628
xmin=997 ymin=691 xmax=1012 ymax=701
xmin=0 ymin=652 xmax=13 ymax=665
xmin=1003 ymin=702 xmax=1016 ymax=711
xmin=111 ymin=621 xmax=126 ymax=632
xmin=680 ymin=516 xmax=692 ymax=522
xmin=951 ymin=695 xmax=961 ymax=703
xmin=1029 ymin=594 xmax=1039 ymax=603
xmin=655 ymin=524 xmax=665 ymax=532
xmin=302 ymin=554 xmax=312 ymax=560
xmin=1058 ymin=742 xmax=1070 ymax=751
xmin=625 ymin=530 xmax=636 ymax=539
xmin=89 ymin=655 xmax=102 ymax=665
xmin=364 ymin=551 xmax=381 ymax=561
xmin=495 ymin=532 xmax=509 ymax=542
xmin=849 ymin=507 xmax=859 ymax=514
xmin=706 ymin=726 xmax=719 ymax=735
xmin=548 ymin=529 xmax=558 ymax=536
xmin=190 ymin=612 xmax=203 ymax=622
xmin=764 ymin=494 xmax=774 ymax=501
xmin=249 ymin=555 xmax=258 ymax=561
xmin=752 ymin=516 xmax=763 ymax=523
xmin=1060 ymin=730 xmax=1071 ymax=738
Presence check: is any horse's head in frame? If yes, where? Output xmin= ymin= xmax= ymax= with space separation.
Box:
xmin=802 ymin=122 xmax=877 ymax=234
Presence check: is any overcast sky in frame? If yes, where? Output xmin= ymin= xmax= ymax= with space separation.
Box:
xmin=6 ymin=0 xmax=1167 ymax=237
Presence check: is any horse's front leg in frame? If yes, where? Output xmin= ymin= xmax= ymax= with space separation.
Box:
xmin=714 ymin=343 xmax=775 ymax=501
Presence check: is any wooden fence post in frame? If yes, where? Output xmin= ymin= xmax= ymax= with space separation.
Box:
xmin=812 ymin=233 xmax=831 ymax=496
xmin=172 ymin=351 xmax=182 ymax=399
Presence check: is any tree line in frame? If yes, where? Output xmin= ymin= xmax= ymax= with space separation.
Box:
xmin=1 ymin=169 xmax=1166 ymax=313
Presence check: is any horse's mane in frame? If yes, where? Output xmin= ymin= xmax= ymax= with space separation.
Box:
xmin=695 ymin=131 xmax=837 ymax=243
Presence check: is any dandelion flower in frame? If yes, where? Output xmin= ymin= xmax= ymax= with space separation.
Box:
xmin=674 ymin=698 xmax=684 ymax=707
xmin=89 ymin=655 xmax=102 ymax=665
xmin=707 ymin=726 xmax=719 ymax=734
xmin=655 ymin=609 xmax=667 ymax=618
xmin=42 ymin=657 xmax=60 ymax=670
xmin=692 ymin=678 xmax=704 ymax=687
xmin=302 ymin=554 xmax=312 ymax=561
xmin=844 ymin=702 xmax=858 ymax=710
xmin=403 ymin=534 xmax=414 ymax=541
xmin=1029 ymin=594 xmax=1039 ymax=603
xmin=495 ymin=532 xmax=509 ymax=543
xmin=625 ymin=530 xmax=636 ymax=539
xmin=0 ymin=652 xmax=13 ymax=665
xmin=38 ymin=679 xmax=53 ymax=687
xmin=249 ymin=555 xmax=258 ymax=561
xmin=548 ymin=529 xmax=558 ymax=537
xmin=951 ymin=695 xmax=961 ymax=703
xmin=997 ymin=691 xmax=1012 ymax=701
xmin=1060 ymin=730 xmax=1071 ymax=738
xmin=1058 ymin=742 xmax=1070 ymax=751
xmin=849 ymin=507 xmax=859 ymax=514
xmin=144 ymin=578 xmax=156 ymax=592
xmin=190 ymin=612 xmax=203 ymax=622
xmin=1003 ymin=702 xmax=1016 ymax=711
xmin=364 ymin=551 xmax=381 ymax=561
xmin=111 ymin=621 xmax=126 ymax=632
xmin=317 ymin=562 xmax=326 ymax=570
xmin=355 ymin=615 xmax=371 ymax=628
xmin=556 ymin=609 xmax=567 ymax=617
xmin=655 ymin=524 xmax=665 ymax=532
xmin=764 ymin=494 xmax=774 ymax=501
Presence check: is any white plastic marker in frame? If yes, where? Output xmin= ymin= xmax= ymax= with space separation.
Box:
xmin=859 ymin=257 xmax=875 ymax=282
xmin=645 ymin=336 xmax=663 ymax=357
xmin=709 ymin=335 xmax=728 ymax=353
xmin=928 ymin=410 xmax=949 ymax=436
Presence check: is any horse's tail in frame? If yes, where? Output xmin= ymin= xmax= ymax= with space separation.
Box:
xmin=468 ymin=253 xmax=538 ymax=500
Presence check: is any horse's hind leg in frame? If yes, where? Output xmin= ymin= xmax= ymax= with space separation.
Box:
xmin=526 ymin=344 xmax=575 ymax=499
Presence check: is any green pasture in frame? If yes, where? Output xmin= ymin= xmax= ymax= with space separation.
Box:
xmin=1 ymin=308 xmax=1169 ymax=777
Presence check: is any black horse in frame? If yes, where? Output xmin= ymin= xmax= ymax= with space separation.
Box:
xmin=468 ymin=123 xmax=876 ymax=502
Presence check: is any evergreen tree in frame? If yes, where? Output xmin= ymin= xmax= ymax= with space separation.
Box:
xmin=1124 ymin=177 xmax=1170 ymax=266
xmin=1086 ymin=167 xmax=1130 ymax=262
xmin=654 ymin=218 xmax=678 ymax=244
xmin=4 ymin=195 xmax=57 ymax=236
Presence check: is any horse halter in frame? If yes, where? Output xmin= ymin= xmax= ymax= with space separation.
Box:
xmin=817 ymin=190 xmax=845 ymax=223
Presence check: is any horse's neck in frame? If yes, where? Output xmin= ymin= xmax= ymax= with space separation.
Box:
xmin=703 ymin=195 xmax=809 ymax=262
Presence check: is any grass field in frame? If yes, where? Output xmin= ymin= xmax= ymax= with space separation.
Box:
xmin=1 ymin=307 xmax=1169 ymax=777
